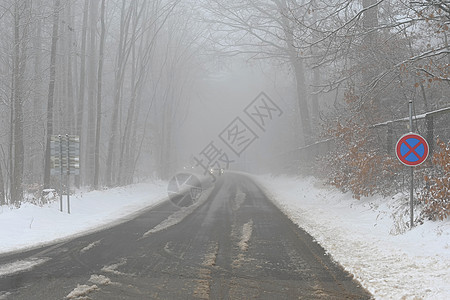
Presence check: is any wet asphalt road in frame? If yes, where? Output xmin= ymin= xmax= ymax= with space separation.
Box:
xmin=0 ymin=173 xmax=372 ymax=299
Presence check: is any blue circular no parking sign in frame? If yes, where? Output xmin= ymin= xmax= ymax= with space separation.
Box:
xmin=395 ymin=133 xmax=429 ymax=166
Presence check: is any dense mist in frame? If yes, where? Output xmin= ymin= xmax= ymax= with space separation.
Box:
xmin=0 ymin=0 xmax=448 ymax=204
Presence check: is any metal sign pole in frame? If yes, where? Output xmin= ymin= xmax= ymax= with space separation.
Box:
xmin=410 ymin=167 xmax=414 ymax=228
xmin=409 ymin=100 xmax=414 ymax=228
xmin=59 ymin=135 xmax=63 ymax=212
xmin=66 ymin=134 xmax=70 ymax=214
xmin=395 ymin=102 xmax=429 ymax=230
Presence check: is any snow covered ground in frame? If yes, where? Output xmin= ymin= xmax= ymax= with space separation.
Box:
xmin=1 ymin=175 xmax=449 ymax=299
xmin=0 ymin=181 xmax=168 ymax=255
xmin=254 ymin=174 xmax=450 ymax=300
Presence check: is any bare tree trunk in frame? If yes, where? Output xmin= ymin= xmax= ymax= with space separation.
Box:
xmin=362 ymin=0 xmax=378 ymax=38
xmin=276 ymin=0 xmax=312 ymax=145
xmin=86 ymin=0 xmax=99 ymax=188
xmin=311 ymin=67 xmax=320 ymax=129
xmin=159 ymin=76 xmax=174 ymax=179
xmin=66 ymin=1 xmax=75 ymax=133
xmin=31 ymin=0 xmax=43 ymax=184
xmin=127 ymin=103 xmax=140 ymax=184
xmin=445 ymin=31 xmax=450 ymax=65
xmin=105 ymin=1 xmax=133 ymax=186
xmin=76 ymin=0 xmax=89 ymax=188
xmin=10 ymin=1 xmax=20 ymax=203
xmin=310 ymin=3 xmax=321 ymax=134
xmin=293 ymin=59 xmax=312 ymax=145
xmin=94 ymin=0 xmax=106 ymax=189
xmin=57 ymin=11 xmax=66 ymax=135
xmin=11 ymin=0 xmax=30 ymax=204
xmin=0 ymin=160 xmax=4 ymax=205
xmin=362 ymin=0 xmax=380 ymax=117
xmin=118 ymin=2 xmax=140 ymax=185
xmin=43 ymin=0 xmax=61 ymax=189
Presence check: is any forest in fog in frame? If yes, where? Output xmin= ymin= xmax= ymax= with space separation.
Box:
xmin=0 ymin=0 xmax=449 ymax=207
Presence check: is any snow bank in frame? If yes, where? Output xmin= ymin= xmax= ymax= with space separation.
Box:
xmin=0 ymin=257 xmax=51 ymax=277
xmin=0 ymin=181 xmax=168 ymax=255
xmin=255 ymin=174 xmax=450 ymax=300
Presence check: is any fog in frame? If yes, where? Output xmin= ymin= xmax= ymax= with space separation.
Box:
xmin=175 ymin=59 xmax=296 ymax=175
xmin=0 ymin=0 xmax=449 ymax=203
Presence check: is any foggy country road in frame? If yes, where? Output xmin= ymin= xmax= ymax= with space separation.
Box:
xmin=0 ymin=173 xmax=371 ymax=299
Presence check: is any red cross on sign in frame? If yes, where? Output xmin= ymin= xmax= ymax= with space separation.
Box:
xmin=395 ymin=133 xmax=429 ymax=166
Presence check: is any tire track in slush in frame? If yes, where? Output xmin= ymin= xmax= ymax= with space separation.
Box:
xmin=193 ymin=242 xmax=219 ymax=299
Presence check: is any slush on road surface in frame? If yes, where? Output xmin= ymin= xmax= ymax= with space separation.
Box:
xmin=0 ymin=173 xmax=371 ymax=299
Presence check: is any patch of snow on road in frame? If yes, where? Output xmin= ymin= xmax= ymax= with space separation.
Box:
xmin=142 ymin=186 xmax=214 ymax=237
xmin=80 ymin=240 xmax=102 ymax=254
xmin=239 ymin=220 xmax=253 ymax=252
xmin=101 ymin=258 xmax=129 ymax=276
xmin=88 ymin=274 xmax=112 ymax=286
xmin=66 ymin=284 xmax=98 ymax=299
xmin=232 ymin=188 xmax=246 ymax=211
xmin=0 ymin=257 xmax=50 ymax=277
xmin=255 ymin=174 xmax=450 ymax=300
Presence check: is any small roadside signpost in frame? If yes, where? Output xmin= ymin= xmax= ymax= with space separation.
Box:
xmin=50 ymin=134 xmax=80 ymax=214
xmin=395 ymin=101 xmax=429 ymax=228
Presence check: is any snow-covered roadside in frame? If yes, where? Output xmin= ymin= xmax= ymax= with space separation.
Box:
xmin=0 ymin=181 xmax=168 ymax=255
xmin=254 ymin=174 xmax=450 ymax=300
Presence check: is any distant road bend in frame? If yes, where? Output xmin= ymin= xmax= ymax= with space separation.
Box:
xmin=0 ymin=173 xmax=372 ymax=299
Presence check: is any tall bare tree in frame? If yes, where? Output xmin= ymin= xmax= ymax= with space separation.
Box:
xmin=105 ymin=0 xmax=133 ymax=187
xmin=29 ymin=0 xmax=44 ymax=184
xmin=94 ymin=0 xmax=106 ymax=189
xmin=11 ymin=0 xmax=31 ymax=203
xmin=65 ymin=1 xmax=76 ymax=133
xmin=74 ymin=0 xmax=89 ymax=187
xmin=86 ymin=0 xmax=99 ymax=187
xmin=0 ymin=160 xmax=4 ymax=205
xmin=43 ymin=0 xmax=61 ymax=190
